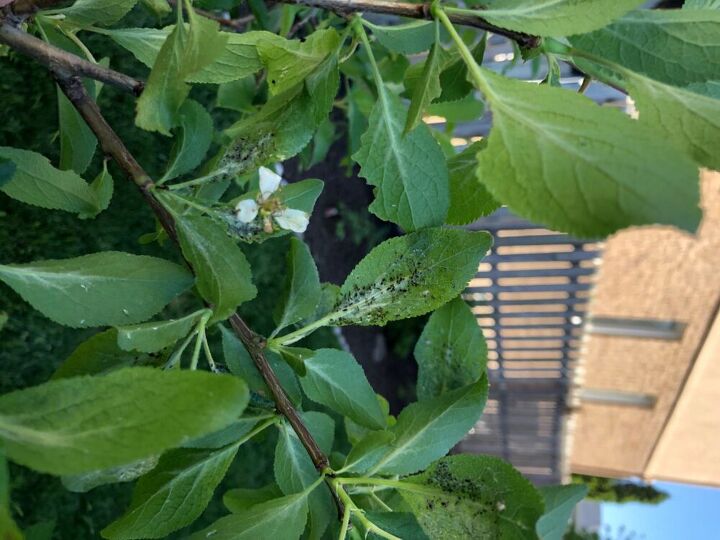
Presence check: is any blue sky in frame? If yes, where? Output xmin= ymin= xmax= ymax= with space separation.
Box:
xmin=602 ymin=481 xmax=720 ymax=539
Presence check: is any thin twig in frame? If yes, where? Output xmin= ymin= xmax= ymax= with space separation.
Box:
xmin=277 ymin=0 xmax=540 ymax=48
xmin=0 ymin=20 xmax=334 ymax=510
xmin=52 ymin=70 xmax=332 ymax=473
xmin=10 ymin=0 xmax=539 ymax=47
xmin=0 ymin=22 xmax=144 ymax=95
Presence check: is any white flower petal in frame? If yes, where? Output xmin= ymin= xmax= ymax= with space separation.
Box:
xmin=234 ymin=199 xmax=259 ymax=223
xmin=274 ymin=208 xmax=309 ymax=233
xmin=258 ymin=166 xmax=282 ymax=200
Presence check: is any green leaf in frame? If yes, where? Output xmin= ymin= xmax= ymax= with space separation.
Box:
xmin=222 ymin=87 xmax=315 ymax=175
xmin=474 ymin=69 xmax=701 ymax=237
xmin=299 ymin=349 xmax=386 ymax=429
xmin=41 ymin=19 xmax=99 ymax=176
xmin=401 ymin=454 xmax=544 ymax=539
xmin=369 ymin=378 xmax=488 ymax=475
xmin=183 ymin=414 xmax=271 ymax=449
xmin=404 ymin=37 xmax=486 ymax=106
xmin=189 ymin=491 xmax=310 ymax=540
xmin=136 ymin=8 xmax=227 ymax=134
xmin=161 ymin=100 xmax=213 ymax=182
xmin=477 ymin=0 xmax=644 ymax=36
xmin=22 ymin=521 xmax=55 ymax=540
xmin=101 ymin=446 xmax=239 ymax=539
xmin=365 ymin=20 xmax=435 ymax=54
xmin=80 ymin=162 xmax=114 ymax=219
xmin=300 ymin=282 xmax=340 ymax=327
xmin=536 ymin=484 xmax=588 ymax=540
xmin=344 ymin=394 xmax=391 ymax=445
xmin=0 ymin=451 xmax=21 ymax=540
xmin=53 ymin=329 xmax=159 ymax=380
xmin=221 ymin=52 xmax=338 ymax=178
xmin=0 ymin=252 xmax=194 ymax=328
xmin=0 ymin=448 xmax=9 ymax=507
xmin=190 ymin=31 xmax=284 ymax=84
xmin=341 ymin=430 xmax=395 ymax=474
xmin=0 ymin=159 xmax=15 ymax=189
xmin=0 ymin=367 xmax=248 ymax=475
xmin=326 ymin=228 xmax=492 ymax=327
xmin=353 ymin=87 xmax=449 ymax=231
xmin=224 ymin=484 xmax=283 ymax=513
xmin=220 ymin=326 xmax=302 ymax=405
xmin=275 ymin=346 xmax=311 ymax=376
xmin=684 ymin=0 xmax=720 ymax=7
xmin=305 ymin=53 xmax=340 ymax=125
xmin=56 ymin=0 xmax=138 ymax=27
xmin=140 ymin=0 xmax=171 ymax=16
xmin=570 ymin=10 xmax=720 ymax=86
xmin=62 ymin=456 xmax=159 ymax=493
xmin=688 ymin=80 xmax=720 ymax=99
xmin=101 ymin=26 xmax=172 ymax=68
xmin=405 ymin=22 xmax=442 ymax=134
xmin=273 ymin=237 xmax=321 ymax=335
xmin=365 ymin=512 xmax=429 ymax=540
xmin=274 ymin=413 xmax=334 ymax=540
xmin=57 ymin=88 xmax=97 ymax=175
xmin=116 ymin=309 xmax=209 ymax=353
xmin=300 ymin=118 xmax=336 ymax=170
xmin=0 ymin=147 xmax=99 ymax=215
xmin=626 ymin=72 xmax=720 ymax=171
xmin=258 ymin=28 xmax=340 ymax=95
xmin=445 ymin=141 xmax=500 ymax=226
xmin=414 ymin=297 xmax=487 ymax=401
xmin=0 ymin=507 xmax=21 ymax=540
xmin=216 ymin=76 xmax=257 ymax=112
xmin=278 ymin=178 xmax=325 ymax=213
xmin=173 ymin=213 xmax=257 ymax=321
xmin=0 ymin=312 xmax=7 ymax=332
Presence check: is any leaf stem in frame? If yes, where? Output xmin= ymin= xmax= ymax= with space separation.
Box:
xmin=353 ymin=17 xmax=384 ymax=91
xmin=159 ymin=190 xmax=215 ymax=216
xmin=330 ymin=480 xmax=402 ymax=540
xmin=201 ymin=331 xmax=218 ymax=372
xmin=163 ymin=167 xmax=232 ymax=190
xmin=271 ymin=313 xmax=334 ymax=346
xmin=235 ymin=416 xmax=280 ymax=447
xmin=165 ymin=329 xmax=197 ymax=369
xmin=338 ymin=502 xmax=351 ymax=540
xmin=335 ymin=476 xmax=444 ymax=497
xmin=189 ymin=321 xmax=207 ymax=371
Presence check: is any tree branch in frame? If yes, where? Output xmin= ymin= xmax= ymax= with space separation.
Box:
xmin=0 ymin=22 xmax=143 ymax=95
xmin=0 ymin=18 xmax=334 ymax=509
xmin=10 ymin=0 xmax=540 ymax=48
xmin=277 ymin=0 xmax=540 ymax=49
xmin=50 ymin=71 xmax=331 ymax=473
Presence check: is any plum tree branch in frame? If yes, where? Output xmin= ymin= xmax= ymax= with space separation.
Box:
xmin=0 ymin=15 xmax=334 ymax=503
xmin=277 ymin=0 xmax=540 ymax=49
xmin=0 ymin=22 xmax=144 ymax=95
xmin=51 ymin=73 xmax=331 ymax=470
xmin=9 ymin=0 xmax=539 ymax=48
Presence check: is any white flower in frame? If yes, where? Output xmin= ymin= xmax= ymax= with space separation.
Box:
xmin=234 ymin=166 xmax=310 ymax=233
xmin=259 ymin=166 xmax=282 ymax=200
xmin=235 ymin=198 xmax=259 ymax=223
xmin=274 ymin=208 xmax=309 ymax=233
